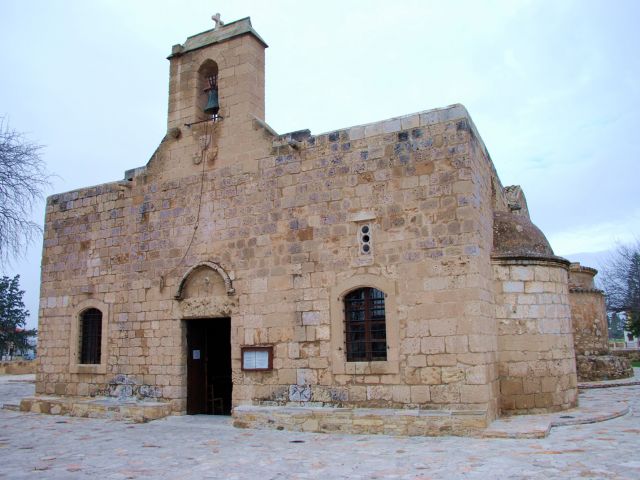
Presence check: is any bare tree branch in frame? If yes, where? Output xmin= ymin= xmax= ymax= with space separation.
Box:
xmin=600 ymin=240 xmax=640 ymax=336
xmin=0 ymin=117 xmax=51 ymax=265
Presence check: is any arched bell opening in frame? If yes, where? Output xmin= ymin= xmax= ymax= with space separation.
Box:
xmin=197 ymin=60 xmax=220 ymax=120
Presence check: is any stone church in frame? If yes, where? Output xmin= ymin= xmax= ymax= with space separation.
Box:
xmin=26 ymin=16 xmax=626 ymax=435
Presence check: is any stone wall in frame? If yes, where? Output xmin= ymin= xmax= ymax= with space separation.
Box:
xmin=570 ymin=292 xmax=609 ymax=355
xmin=576 ymin=355 xmax=633 ymax=381
xmin=494 ymin=259 xmax=577 ymax=413
xmin=568 ymin=263 xmax=633 ymax=381
xmin=0 ymin=360 xmax=35 ymax=375
xmin=37 ymin=100 xmax=503 ymax=420
xmin=568 ymin=264 xmax=609 ymax=355
xmin=612 ymin=350 xmax=640 ymax=363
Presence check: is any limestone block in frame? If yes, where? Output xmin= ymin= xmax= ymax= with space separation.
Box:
xmin=391 ymin=385 xmax=411 ymax=404
xmin=428 ymin=319 xmax=457 ymax=337
xmin=383 ymin=119 xmax=401 ymax=134
xmin=441 ymin=366 xmax=465 ymax=384
xmin=460 ymin=384 xmax=490 ymax=403
xmin=465 ymin=365 xmax=488 ymax=385
xmin=522 ymin=378 xmax=542 ymax=394
xmin=364 ymin=122 xmax=383 ymax=138
xmin=366 ymin=385 xmax=392 ymax=401
xmin=420 ymin=337 xmax=445 ymax=354
xmin=510 ymin=266 xmax=534 ymax=281
xmin=296 ymin=368 xmax=316 ymax=386
xmin=410 ymin=385 xmax=430 ymax=403
xmin=502 ymin=281 xmax=524 ymax=293
xmin=349 ymin=126 xmax=365 ymax=141
xmin=301 ymin=311 xmax=321 ymax=326
xmin=407 ymin=355 xmax=427 ymax=367
xmin=468 ymin=334 xmax=494 ymax=353
xmin=500 ymin=378 xmax=523 ymax=395
xmin=445 ymin=335 xmax=468 ymax=354
xmin=430 ymin=384 xmax=460 ymax=403
xmin=419 ymin=367 xmax=442 ymax=384
xmin=349 ymin=386 xmax=367 ymax=402
xmin=427 ymin=354 xmax=458 ymax=367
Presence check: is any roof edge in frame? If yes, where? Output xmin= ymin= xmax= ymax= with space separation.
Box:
xmin=168 ymin=17 xmax=268 ymax=59
xmin=491 ymin=254 xmax=572 ymax=269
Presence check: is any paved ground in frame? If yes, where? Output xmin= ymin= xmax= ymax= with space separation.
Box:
xmin=1 ymin=374 xmax=639 ymax=479
xmin=0 ymin=374 xmax=35 ymax=408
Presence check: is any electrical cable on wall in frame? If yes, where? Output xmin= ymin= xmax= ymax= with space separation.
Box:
xmin=160 ymin=120 xmax=212 ymax=290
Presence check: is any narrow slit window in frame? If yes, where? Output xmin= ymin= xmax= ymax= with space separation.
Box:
xmin=79 ymin=308 xmax=102 ymax=364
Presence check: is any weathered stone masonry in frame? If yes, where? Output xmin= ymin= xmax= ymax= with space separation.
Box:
xmin=568 ymin=263 xmax=633 ymax=381
xmin=30 ymin=16 xmax=611 ymax=435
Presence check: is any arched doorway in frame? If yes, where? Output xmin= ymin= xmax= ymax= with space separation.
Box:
xmin=175 ymin=262 xmax=236 ymax=415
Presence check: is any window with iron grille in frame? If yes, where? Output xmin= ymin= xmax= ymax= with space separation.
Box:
xmin=344 ymin=287 xmax=387 ymax=361
xmin=79 ymin=308 xmax=102 ymax=364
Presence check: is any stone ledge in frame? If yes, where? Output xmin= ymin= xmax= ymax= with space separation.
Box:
xmin=569 ymin=287 xmax=604 ymax=294
xmin=172 ymin=17 xmax=268 ymax=57
xmin=579 ymin=380 xmax=640 ymax=389
xmin=326 ymin=104 xmax=470 ymax=142
xmin=483 ymin=389 xmax=630 ymax=439
xmin=233 ymin=405 xmax=489 ymax=436
xmin=578 ymin=367 xmax=640 ymax=389
xmin=483 ymin=404 xmax=630 ymax=439
xmin=19 ymin=395 xmax=172 ymax=423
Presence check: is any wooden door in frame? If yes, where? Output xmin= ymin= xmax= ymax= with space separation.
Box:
xmin=186 ymin=321 xmax=206 ymax=414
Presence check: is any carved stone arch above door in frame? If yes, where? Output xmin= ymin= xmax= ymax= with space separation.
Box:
xmin=175 ymin=261 xmax=235 ymax=300
xmin=174 ymin=262 xmax=237 ymax=320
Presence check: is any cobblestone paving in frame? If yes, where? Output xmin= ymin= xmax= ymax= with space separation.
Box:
xmin=1 ymin=375 xmax=639 ymax=479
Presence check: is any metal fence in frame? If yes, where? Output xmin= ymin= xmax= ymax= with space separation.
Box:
xmin=609 ymin=340 xmax=640 ymax=350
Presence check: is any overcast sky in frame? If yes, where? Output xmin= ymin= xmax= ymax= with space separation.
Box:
xmin=1 ymin=0 xmax=639 ymax=329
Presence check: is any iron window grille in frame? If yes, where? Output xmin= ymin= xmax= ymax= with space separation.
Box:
xmin=79 ymin=308 xmax=102 ymax=364
xmin=344 ymin=287 xmax=387 ymax=361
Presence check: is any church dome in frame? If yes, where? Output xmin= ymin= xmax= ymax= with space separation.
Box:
xmin=492 ymin=211 xmax=555 ymax=258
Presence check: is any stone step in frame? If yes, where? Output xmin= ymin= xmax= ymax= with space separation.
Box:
xmin=19 ymin=395 xmax=172 ymax=423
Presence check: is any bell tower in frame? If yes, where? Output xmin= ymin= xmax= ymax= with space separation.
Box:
xmin=166 ymin=16 xmax=267 ymax=133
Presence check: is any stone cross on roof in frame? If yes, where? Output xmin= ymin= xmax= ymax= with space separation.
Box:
xmin=212 ymin=13 xmax=224 ymax=29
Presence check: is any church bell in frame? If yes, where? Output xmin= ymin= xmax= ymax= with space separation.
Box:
xmin=204 ymin=88 xmax=219 ymax=116
xmin=203 ymin=74 xmax=220 ymax=116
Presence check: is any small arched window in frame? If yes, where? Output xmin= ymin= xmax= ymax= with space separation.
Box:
xmin=79 ymin=308 xmax=102 ymax=364
xmin=344 ymin=287 xmax=387 ymax=361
